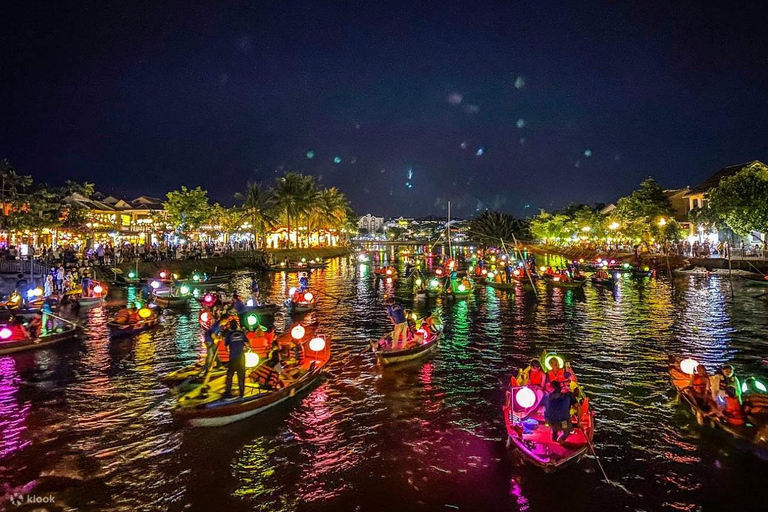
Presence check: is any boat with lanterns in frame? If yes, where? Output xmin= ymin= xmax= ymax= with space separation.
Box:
xmin=668 ymin=357 xmax=768 ymax=459
xmin=590 ymin=270 xmax=616 ymax=287
xmin=503 ymin=351 xmax=595 ymax=472
xmin=264 ymin=259 xmax=327 ymax=272
xmin=374 ymin=266 xmax=398 ymax=280
xmin=171 ymin=325 xmax=330 ymax=427
xmin=0 ymin=316 xmax=81 ymax=356
xmin=543 ymin=273 xmax=586 ymax=289
xmin=71 ymin=281 xmax=107 ymax=308
xmin=288 ymin=288 xmax=318 ymax=312
xmin=445 ymin=276 xmax=474 ymax=298
xmin=153 ymin=291 xmax=191 ymax=308
xmin=107 ymin=306 xmax=160 ymax=337
xmin=371 ymin=313 xmax=442 ymax=365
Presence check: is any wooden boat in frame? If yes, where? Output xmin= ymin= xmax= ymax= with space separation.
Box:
xmin=503 ymin=353 xmax=595 ymax=472
xmin=371 ymin=328 xmax=441 ymax=365
xmin=740 ymin=275 xmax=768 ymax=286
xmin=485 ymin=280 xmax=516 ymax=290
xmin=631 ymin=268 xmax=652 ymax=278
xmin=172 ymin=337 xmax=330 ymax=427
xmin=107 ymin=315 xmax=160 ymax=337
xmin=289 ymin=290 xmax=318 ymax=312
xmin=668 ymin=361 xmax=768 ymax=459
xmin=590 ymin=275 xmax=615 ymax=287
xmin=544 ymin=276 xmax=586 ymax=289
xmin=0 ymin=324 xmax=80 ymax=356
xmin=78 ymin=296 xmax=105 ymax=309
xmin=153 ymin=295 xmax=190 ymax=308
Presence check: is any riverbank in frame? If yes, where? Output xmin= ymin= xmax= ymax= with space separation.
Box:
xmin=525 ymin=243 xmax=768 ymax=274
xmin=109 ymin=246 xmax=353 ymax=278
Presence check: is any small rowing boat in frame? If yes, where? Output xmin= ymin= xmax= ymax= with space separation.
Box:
xmin=107 ymin=315 xmax=160 ymax=337
xmin=289 ymin=289 xmax=318 ymax=312
xmin=503 ymin=352 xmax=595 ymax=472
xmin=172 ymin=333 xmax=330 ymax=427
xmin=0 ymin=323 xmax=80 ymax=356
xmin=153 ymin=295 xmax=190 ymax=308
xmin=371 ymin=317 xmax=442 ymax=365
xmin=544 ymin=275 xmax=586 ymax=289
xmin=740 ymin=275 xmax=768 ymax=286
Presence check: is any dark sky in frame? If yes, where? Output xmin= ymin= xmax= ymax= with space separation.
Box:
xmin=2 ymin=1 xmax=767 ymax=218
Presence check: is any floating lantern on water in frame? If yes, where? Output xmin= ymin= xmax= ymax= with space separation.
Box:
xmin=429 ymin=279 xmax=439 ymax=287
xmin=289 ymin=287 xmax=297 ymax=298
xmin=203 ymin=293 xmax=214 ymax=305
xmin=179 ymin=285 xmax=190 ymax=295
xmin=138 ymin=308 xmax=152 ymax=319
xmin=200 ymin=311 xmax=210 ymax=323
xmin=128 ymin=271 xmax=136 ymax=279
xmin=192 ymin=274 xmax=201 ymax=281
xmin=516 ymin=387 xmax=536 ymax=408
xmin=458 ymin=284 xmax=466 ymax=292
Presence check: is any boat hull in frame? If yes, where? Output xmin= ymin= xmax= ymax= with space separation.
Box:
xmin=0 ymin=326 xmax=80 ymax=355
xmin=372 ymin=332 xmax=440 ymax=365
xmin=154 ymin=296 xmax=190 ymax=308
xmin=108 ymin=317 xmax=160 ymax=337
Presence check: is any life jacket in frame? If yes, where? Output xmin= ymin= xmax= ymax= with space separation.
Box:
xmin=547 ymin=368 xmax=569 ymax=390
xmin=692 ymin=374 xmax=708 ymax=395
xmin=509 ymin=375 xmax=519 ymax=387
xmin=294 ymin=344 xmax=305 ymax=364
xmin=529 ymin=368 xmax=546 ymax=387
xmin=723 ymin=396 xmax=745 ymax=425
xmin=250 ymin=364 xmax=281 ymax=389
xmin=216 ymin=338 xmax=230 ymax=363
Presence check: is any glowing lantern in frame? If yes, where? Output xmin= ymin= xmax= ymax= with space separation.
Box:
xmin=200 ymin=311 xmax=210 ymax=323
xmin=481 ymin=269 xmax=488 ymax=275
xmin=680 ymin=358 xmax=699 ymax=375
xmin=150 ymin=280 xmax=160 ymax=289
xmin=458 ymin=284 xmax=466 ymax=292
xmin=92 ymin=285 xmax=103 ymax=295
xmin=742 ymin=382 xmax=749 ymax=393
xmin=128 ymin=271 xmax=136 ymax=279
xmin=245 ymin=352 xmax=260 ymax=368
xmin=172 ymin=274 xmax=179 ymax=280
xmin=553 ymin=276 xmax=561 ymax=282
xmin=755 ymin=380 xmax=767 ymax=393
xmin=429 ymin=279 xmax=439 ymax=287
xmin=386 ymin=269 xmax=392 ymax=275
xmin=579 ymin=258 xmax=584 ymax=263
xmin=193 ymin=274 xmax=200 ymax=281
xmin=415 ymin=279 xmax=422 ymax=286
xmin=539 ymin=266 xmax=546 ymax=272
xmin=246 ymin=298 xmax=254 ymax=307
xmin=516 ymin=387 xmax=536 ymax=408
xmin=304 ymin=292 xmax=314 ymax=302
xmin=543 ymin=354 xmax=565 ymax=371
xmin=180 ymin=285 xmax=190 ymax=295
xmin=301 ymin=258 xmax=307 ymax=263
xmin=203 ymin=294 xmax=214 ymax=305
xmin=246 ymin=314 xmax=258 ymax=327
xmin=513 ymin=269 xmax=520 ymax=276
xmin=289 ymin=287 xmax=297 ymax=298
xmin=386 ymin=277 xmax=392 ymax=284
xmin=309 ymin=337 xmax=326 ymax=352
xmin=0 ymin=327 xmax=11 ymax=340
xmin=138 ymin=308 xmax=152 ymax=319
xmin=159 ymin=271 xmax=167 ymax=279
xmin=597 ymin=258 xmax=603 ymax=263
xmin=435 ymin=269 xmax=443 ymax=276
xmin=291 ymin=325 xmax=306 ymax=340
xmin=134 ymin=301 xmax=143 ymax=309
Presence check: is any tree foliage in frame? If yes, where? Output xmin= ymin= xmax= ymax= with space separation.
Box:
xmin=707 ymin=165 xmax=768 ymax=240
xmin=164 ymin=186 xmax=211 ymax=235
xmin=613 ymin=178 xmax=677 ymax=242
xmin=468 ymin=210 xmax=530 ymax=244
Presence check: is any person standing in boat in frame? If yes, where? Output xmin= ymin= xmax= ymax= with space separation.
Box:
xmin=250 ymin=275 xmax=261 ymax=306
xmin=203 ymin=318 xmax=224 ymax=372
xmin=299 ymin=272 xmax=309 ymax=291
xmin=223 ymin=320 xmax=250 ymax=399
xmin=542 ymin=380 xmax=581 ymax=444
xmin=385 ymin=299 xmax=408 ymax=349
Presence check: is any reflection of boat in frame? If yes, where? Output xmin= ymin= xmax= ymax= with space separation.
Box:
xmin=371 ymin=328 xmax=441 ymax=365
xmin=668 ymin=360 xmax=768 ymax=459
xmin=153 ymin=295 xmax=190 ymax=308
xmin=503 ymin=352 xmax=594 ymax=472
xmin=107 ymin=316 xmax=160 ymax=337
xmin=172 ymin=336 xmax=330 ymax=427
xmin=0 ymin=324 xmax=80 ymax=355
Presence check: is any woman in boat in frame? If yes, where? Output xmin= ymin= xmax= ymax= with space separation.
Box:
xmin=690 ymin=364 xmax=711 ymax=407
xmin=28 ymin=313 xmax=43 ymax=338
xmin=9 ymin=316 xmax=29 ymax=340
xmin=114 ymin=306 xmax=133 ymax=325
xmin=250 ymin=275 xmax=261 ymax=305
xmin=720 ymin=386 xmax=746 ymax=426
xmin=546 ymin=358 xmax=576 ymax=392
xmin=299 ymin=273 xmax=309 ymax=290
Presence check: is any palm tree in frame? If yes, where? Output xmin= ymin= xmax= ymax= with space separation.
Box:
xmin=467 ymin=210 xmax=530 ymax=246
xmin=234 ymin=182 xmax=275 ymax=248
xmin=272 ymin=172 xmax=308 ymax=248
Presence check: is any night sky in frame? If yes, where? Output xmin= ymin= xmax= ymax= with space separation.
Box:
xmin=2 ymin=1 xmax=767 ymax=217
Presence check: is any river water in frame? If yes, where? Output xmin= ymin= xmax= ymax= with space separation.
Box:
xmin=1 ymin=253 xmax=767 ymax=511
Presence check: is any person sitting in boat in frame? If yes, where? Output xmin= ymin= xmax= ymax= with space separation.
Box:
xmin=719 ymin=386 xmax=745 ymax=426
xmin=546 ymin=358 xmax=576 ymax=392
xmin=28 ymin=313 xmax=43 ymax=338
xmin=81 ymin=275 xmax=91 ymax=297
xmin=299 ymin=273 xmax=309 ymax=290
xmin=542 ymin=380 xmax=582 ymax=444
xmin=385 ymin=299 xmax=408 ymax=349
xmin=223 ymin=320 xmax=250 ymax=399
xmin=690 ymin=364 xmax=713 ymax=408
xmin=545 ymin=266 xmax=555 ymax=277
xmin=528 ymin=360 xmax=546 ymax=387
xmin=114 ymin=306 xmax=134 ymax=324
xmin=9 ymin=316 xmax=29 ymax=340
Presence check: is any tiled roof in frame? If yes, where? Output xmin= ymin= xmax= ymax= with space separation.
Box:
xmin=685 ymin=161 xmax=765 ymax=196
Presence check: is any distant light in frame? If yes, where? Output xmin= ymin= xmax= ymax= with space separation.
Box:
xmin=150 ymin=280 xmax=160 ymax=289
xmin=516 ymin=118 xmax=526 ymax=129
xmin=192 ymin=274 xmax=201 ymax=281
xmin=306 ymin=149 xmax=315 ymax=159
xmin=333 ymin=156 xmax=342 ymax=164
xmin=128 ymin=271 xmax=136 ymax=279
xmin=159 ymin=271 xmax=167 ymax=279
xmin=179 ymin=285 xmax=190 ymax=295
xmin=584 ymin=149 xmax=592 ymax=157
xmin=476 ymin=147 xmax=485 ymax=156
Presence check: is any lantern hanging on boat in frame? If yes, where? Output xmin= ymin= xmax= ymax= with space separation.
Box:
xmin=543 ymin=354 xmax=565 ymax=371
xmin=159 ymin=271 xmax=167 ymax=279
xmin=200 ymin=311 xmax=210 ymax=323
xmin=303 ymin=292 xmax=314 ymax=302
xmin=309 ymin=337 xmax=325 ymax=352
xmin=291 ymin=325 xmax=305 ymax=340
xmin=93 ymin=285 xmax=103 ymax=295
xmin=429 ymin=279 xmax=439 ymax=287
xmin=458 ymin=284 xmax=466 ymax=292
xmin=179 ymin=285 xmax=190 ymax=295
xmin=244 ymin=352 xmax=260 ymax=368
xmin=246 ymin=314 xmax=258 ymax=327
xmin=0 ymin=327 xmax=11 ymax=340
xmin=289 ymin=287 xmax=297 ymax=298
xmin=128 ymin=271 xmax=136 ymax=279
xmin=680 ymin=358 xmax=699 ymax=375
xmin=246 ymin=298 xmax=254 ymax=307
xmin=192 ymin=274 xmax=201 ymax=281
xmin=150 ymin=280 xmax=160 ymax=289
xmin=515 ymin=387 xmax=536 ymax=408
xmin=138 ymin=308 xmax=152 ymax=319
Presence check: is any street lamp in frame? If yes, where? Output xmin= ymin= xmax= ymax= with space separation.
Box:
xmin=658 ymin=218 xmax=667 ymax=226
xmin=609 ymin=222 xmax=620 ymax=230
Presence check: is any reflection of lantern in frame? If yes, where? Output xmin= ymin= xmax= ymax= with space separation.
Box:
xmin=680 ymin=358 xmax=699 ymax=375
xmin=0 ymin=327 xmax=11 ymax=340
xmin=245 ymin=352 xmax=260 ymax=368
xmin=150 ymin=280 xmax=160 ymax=289
xmin=516 ymin=387 xmax=536 ymax=408
xmin=304 ymin=292 xmax=314 ymax=301
xmin=309 ymin=337 xmax=325 ymax=351
xmin=138 ymin=308 xmax=152 ymax=319
xmin=289 ymin=287 xmax=297 ymax=298
xmin=203 ymin=293 xmax=214 ymax=305
xmin=128 ymin=271 xmax=136 ymax=279
xmin=246 ymin=314 xmax=258 ymax=327
xmin=200 ymin=311 xmax=210 ymax=323
xmin=291 ymin=325 xmax=305 ymax=340
xmin=458 ymin=284 xmax=466 ymax=292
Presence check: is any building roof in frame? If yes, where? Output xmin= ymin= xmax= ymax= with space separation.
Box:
xmin=685 ymin=160 xmax=765 ymax=196
xmin=64 ymin=193 xmax=116 ymax=211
